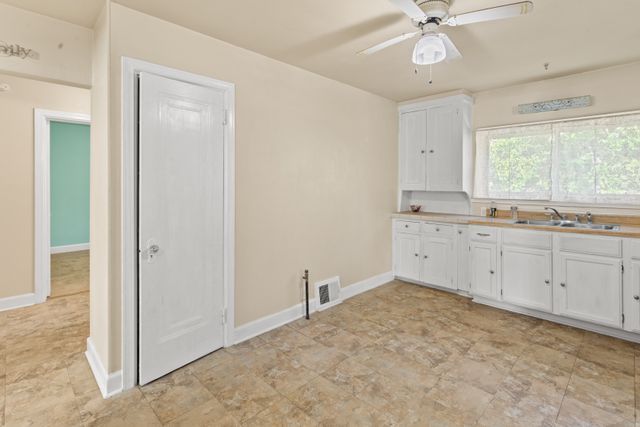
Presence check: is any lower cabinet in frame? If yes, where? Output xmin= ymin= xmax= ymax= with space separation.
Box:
xmin=470 ymin=241 xmax=498 ymax=299
xmin=394 ymin=232 xmax=420 ymax=281
xmin=555 ymin=252 xmax=623 ymax=328
xmin=624 ymin=258 xmax=640 ymax=332
xmin=502 ymin=246 xmax=552 ymax=312
xmin=421 ymin=235 xmax=454 ymax=289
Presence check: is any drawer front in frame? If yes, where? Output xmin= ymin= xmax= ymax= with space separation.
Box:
xmin=421 ymin=222 xmax=453 ymax=236
xmin=503 ymin=229 xmax=552 ymax=250
xmin=470 ymin=226 xmax=498 ymax=243
xmin=625 ymin=239 xmax=640 ymax=260
xmin=395 ymin=220 xmax=420 ymax=233
xmin=558 ymin=234 xmax=622 ymax=258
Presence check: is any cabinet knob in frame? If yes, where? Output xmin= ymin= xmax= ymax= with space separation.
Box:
xmin=421 ymin=150 xmax=425 ymax=154
xmin=560 ymin=282 xmax=566 ymax=287
xmin=458 ymin=230 xmax=462 ymax=234
xmin=489 ymin=270 xmax=495 ymax=274
xmin=429 ymin=149 xmax=435 ymax=153
xmin=414 ymin=253 xmax=419 ymax=257
xmin=424 ymin=255 xmax=428 ymax=259
xmin=405 ymin=224 xmax=409 ymax=228
xmin=544 ymin=280 xmax=550 ymax=285
xmin=435 ymin=228 xmax=440 ymax=232
xmin=634 ymin=295 xmax=639 ymax=301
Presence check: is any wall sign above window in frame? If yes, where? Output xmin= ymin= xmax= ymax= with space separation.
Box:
xmin=517 ymin=95 xmax=592 ymax=114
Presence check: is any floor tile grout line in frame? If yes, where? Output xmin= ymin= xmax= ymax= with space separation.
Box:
xmin=554 ymin=337 xmax=582 ymax=424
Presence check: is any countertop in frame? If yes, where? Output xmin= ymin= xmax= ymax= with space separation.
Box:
xmin=392 ymin=211 xmax=640 ymax=238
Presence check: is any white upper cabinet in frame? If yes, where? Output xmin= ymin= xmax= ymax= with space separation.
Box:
xmin=426 ymin=104 xmax=462 ymax=191
xmin=399 ymin=110 xmax=427 ymax=190
xmin=398 ymin=95 xmax=473 ymax=194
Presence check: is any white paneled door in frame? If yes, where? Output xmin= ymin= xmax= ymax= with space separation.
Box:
xmin=138 ymin=72 xmax=225 ymax=385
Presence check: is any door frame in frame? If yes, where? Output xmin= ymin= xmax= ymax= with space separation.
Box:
xmin=34 ymin=109 xmax=91 ymax=303
xmin=121 ymin=57 xmax=236 ymax=391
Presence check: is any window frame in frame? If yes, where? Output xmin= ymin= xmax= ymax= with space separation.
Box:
xmin=473 ymin=110 xmax=640 ymax=207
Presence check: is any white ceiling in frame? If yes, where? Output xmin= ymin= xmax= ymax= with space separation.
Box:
xmin=5 ymin=0 xmax=640 ymax=101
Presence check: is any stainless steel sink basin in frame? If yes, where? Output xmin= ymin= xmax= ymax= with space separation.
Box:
xmin=512 ymin=219 xmax=620 ymax=231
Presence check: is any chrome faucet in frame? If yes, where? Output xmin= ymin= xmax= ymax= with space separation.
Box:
xmin=586 ymin=211 xmax=593 ymax=224
xmin=544 ymin=207 xmax=566 ymax=220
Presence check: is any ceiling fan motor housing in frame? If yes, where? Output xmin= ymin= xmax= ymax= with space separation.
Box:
xmin=416 ymin=0 xmax=450 ymax=21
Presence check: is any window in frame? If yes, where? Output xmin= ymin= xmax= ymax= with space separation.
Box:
xmin=474 ymin=113 xmax=640 ymax=204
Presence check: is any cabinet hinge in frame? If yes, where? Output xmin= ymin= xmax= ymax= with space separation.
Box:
xmin=622 ymin=313 xmax=625 ymax=324
xmin=221 ymin=308 xmax=228 ymax=325
xmin=500 ymin=250 xmax=503 ymax=256
xmin=622 ymin=263 xmax=624 ymax=274
xmin=500 ymin=289 xmax=503 ymax=296
xmin=222 ymin=109 xmax=229 ymax=126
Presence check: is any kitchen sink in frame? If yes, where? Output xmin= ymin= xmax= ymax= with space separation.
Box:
xmin=512 ymin=219 xmax=620 ymax=231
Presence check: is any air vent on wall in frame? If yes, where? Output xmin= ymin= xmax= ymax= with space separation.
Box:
xmin=314 ymin=276 xmax=342 ymax=311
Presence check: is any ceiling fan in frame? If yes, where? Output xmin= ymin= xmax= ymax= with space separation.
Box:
xmin=360 ymin=0 xmax=534 ymax=65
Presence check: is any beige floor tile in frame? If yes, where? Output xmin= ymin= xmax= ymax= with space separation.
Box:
xmin=50 ymin=250 xmax=90 ymax=298
xmin=4 ymin=399 xmax=83 ymax=427
xmin=441 ymin=355 xmax=508 ymax=394
xmin=259 ymin=355 xmax=318 ymax=394
xmin=566 ymin=374 xmax=635 ymax=421
xmin=204 ymin=372 xmax=280 ymax=422
xmin=76 ymin=387 xmax=161 ymax=427
xmin=164 ymin=397 xmax=240 ymax=427
xmin=140 ymin=368 xmax=213 ymax=424
xmin=242 ymin=397 xmax=317 ymax=427
xmin=580 ymin=341 xmax=635 ymax=376
xmin=556 ymin=397 xmax=634 ymax=427
xmin=425 ymin=377 xmax=494 ymax=424
xmin=4 ymin=368 xmax=76 ymax=424
xmin=312 ymin=328 xmax=369 ymax=355
xmin=321 ymin=358 xmax=375 ymax=396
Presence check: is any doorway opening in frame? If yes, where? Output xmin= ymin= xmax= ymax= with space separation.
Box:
xmin=34 ymin=109 xmax=91 ymax=303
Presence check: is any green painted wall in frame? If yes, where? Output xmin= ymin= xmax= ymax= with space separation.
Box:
xmin=50 ymin=121 xmax=90 ymax=247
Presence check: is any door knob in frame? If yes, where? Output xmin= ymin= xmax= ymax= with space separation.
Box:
xmin=148 ymin=244 xmax=160 ymax=254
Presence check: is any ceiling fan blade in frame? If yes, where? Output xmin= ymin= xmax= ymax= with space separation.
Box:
xmin=438 ymin=33 xmax=462 ymax=62
xmin=446 ymin=1 xmax=533 ymax=26
xmin=389 ymin=0 xmax=427 ymax=21
xmin=358 ymin=31 xmax=420 ymax=55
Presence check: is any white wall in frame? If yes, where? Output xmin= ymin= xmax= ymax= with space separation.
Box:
xmin=0 ymin=3 xmax=92 ymax=88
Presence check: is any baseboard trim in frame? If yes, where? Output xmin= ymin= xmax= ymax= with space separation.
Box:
xmin=473 ymin=296 xmax=640 ymax=344
xmin=51 ymin=243 xmax=90 ymax=254
xmin=85 ymin=337 xmax=123 ymax=398
xmin=233 ymin=271 xmax=393 ymax=345
xmin=0 ymin=293 xmax=37 ymax=312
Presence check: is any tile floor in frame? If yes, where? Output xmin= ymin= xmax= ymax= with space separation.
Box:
xmin=1 ymin=279 xmax=639 ymax=426
xmin=51 ymin=250 xmax=90 ymax=298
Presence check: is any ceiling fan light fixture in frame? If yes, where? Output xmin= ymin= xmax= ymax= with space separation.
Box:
xmin=412 ymin=34 xmax=446 ymax=65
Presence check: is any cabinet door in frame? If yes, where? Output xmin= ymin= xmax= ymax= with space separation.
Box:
xmin=399 ymin=110 xmax=427 ymax=190
xmin=502 ymin=246 xmax=552 ymax=312
xmin=421 ymin=236 xmax=454 ymax=289
xmin=456 ymin=227 xmax=470 ymax=292
xmin=426 ymin=105 xmax=461 ymax=191
xmin=556 ymin=253 xmax=622 ymax=328
xmin=394 ymin=232 xmax=421 ymax=281
xmin=470 ymin=242 xmax=498 ymax=299
xmin=624 ymin=259 xmax=640 ymax=332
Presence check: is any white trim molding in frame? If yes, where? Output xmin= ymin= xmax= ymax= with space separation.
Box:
xmin=121 ymin=57 xmax=236 ymax=392
xmin=85 ymin=338 xmax=123 ymax=398
xmin=0 ymin=293 xmax=37 ymax=312
xmin=51 ymin=243 xmax=90 ymax=254
xmin=34 ymin=109 xmax=90 ymax=304
xmin=234 ymin=271 xmax=393 ymax=345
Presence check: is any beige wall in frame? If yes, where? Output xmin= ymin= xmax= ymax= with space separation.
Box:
xmin=0 ymin=73 xmax=90 ymax=299
xmin=89 ymin=1 xmax=112 ymax=371
xmin=0 ymin=3 xmax=92 ymax=88
xmin=470 ymin=61 xmax=640 ymax=216
xmin=94 ymin=3 xmax=397 ymax=372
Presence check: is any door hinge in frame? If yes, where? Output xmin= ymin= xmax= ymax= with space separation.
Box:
xmin=222 ymin=109 xmax=229 ymax=126
xmin=221 ymin=308 xmax=228 ymax=325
